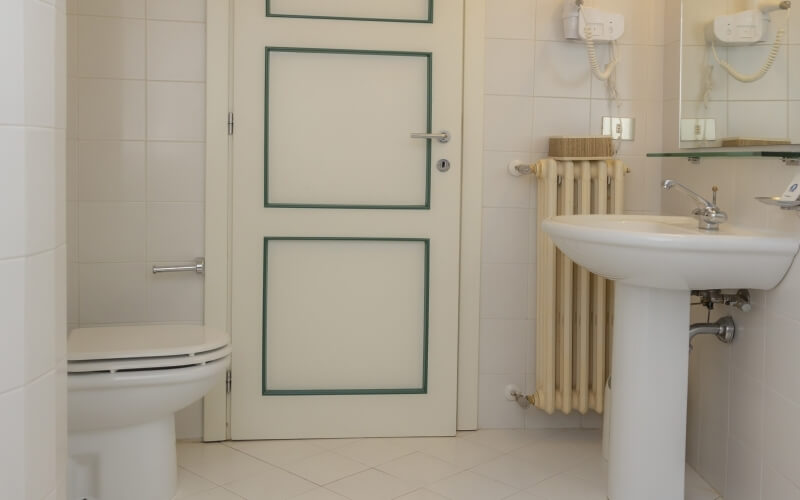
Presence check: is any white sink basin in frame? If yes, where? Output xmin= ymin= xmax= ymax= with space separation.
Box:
xmin=541 ymin=214 xmax=799 ymax=500
xmin=543 ymin=214 xmax=800 ymax=290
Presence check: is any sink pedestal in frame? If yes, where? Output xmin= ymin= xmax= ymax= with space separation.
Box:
xmin=608 ymin=284 xmax=690 ymax=500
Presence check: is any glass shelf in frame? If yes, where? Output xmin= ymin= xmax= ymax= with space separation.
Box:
xmin=647 ymin=151 xmax=800 ymax=163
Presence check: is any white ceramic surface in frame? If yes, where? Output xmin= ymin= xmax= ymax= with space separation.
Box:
xmin=67 ymin=325 xmax=231 ymax=500
xmin=541 ymin=214 xmax=800 ymax=500
xmin=543 ymin=214 xmax=800 ymax=290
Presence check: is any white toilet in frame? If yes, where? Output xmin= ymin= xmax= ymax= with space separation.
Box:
xmin=67 ymin=325 xmax=231 ymax=500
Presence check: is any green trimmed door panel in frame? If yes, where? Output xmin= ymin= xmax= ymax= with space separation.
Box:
xmin=267 ymin=0 xmax=433 ymax=23
xmin=231 ymin=0 xmax=464 ymax=439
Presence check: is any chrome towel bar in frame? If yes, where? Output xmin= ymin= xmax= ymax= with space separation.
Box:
xmin=152 ymin=258 xmax=205 ymax=274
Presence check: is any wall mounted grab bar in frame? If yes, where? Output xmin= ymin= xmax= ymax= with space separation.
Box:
xmin=152 ymin=258 xmax=205 ymax=274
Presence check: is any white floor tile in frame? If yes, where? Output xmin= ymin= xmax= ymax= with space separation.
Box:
xmin=421 ymin=437 xmax=503 ymax=470
xmin=303 ymin=439 xmax=362 ymax=451
xmin=471 ymin=453 xmax=562 ymax=490
xmin=225 ymin=440 xmax=327 ymax=467
xmin=290 ymin=488 xmax=350 ymax=500
xmin=177 ymin=443 xmax=275 ymax=486
xmin=428 ymin=471 xmax=519 ymax=500
xmin=174 ymin=467 xmax=217 ymax=499
xmin=222 ymin=465 xmax=318 ymax=500
xmin=326 ymin=469 xmax=416 ymax=500
xmin=394 ymin=489 xmax=450 ymax=500
xmin=459 ymin=429 xmax=554 ymax=454
xmin=178 ymin=488 xmax=245 ymax=500
xmin=281 ymin=451 xmax=369 ymax=486
xmin=334 ymin=438 xmax=419 ymax=467
xmin=173 ymin=431 xmax=721 ymax=500
xmin=522 ymin=472 xmax=607 ymax=500
xmin=377 ymin=452 xmax=461 ymax=488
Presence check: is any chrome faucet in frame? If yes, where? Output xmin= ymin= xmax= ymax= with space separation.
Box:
xmin=663 ymin=180 xmax=728 ymax=231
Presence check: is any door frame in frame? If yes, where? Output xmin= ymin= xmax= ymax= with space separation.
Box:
xmin=203 ymin=0 xmax=485 ymax=441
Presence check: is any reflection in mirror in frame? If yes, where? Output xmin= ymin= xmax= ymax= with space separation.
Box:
xmin=680 ymin=0 xmax=799 ymax=148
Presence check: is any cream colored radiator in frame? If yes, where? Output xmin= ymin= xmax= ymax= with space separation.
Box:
xmin=533 ymin=158 xmax=626 ymax=415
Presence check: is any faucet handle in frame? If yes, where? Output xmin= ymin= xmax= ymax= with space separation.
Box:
xmin=712 ymin=185 xmax=718 ymax=206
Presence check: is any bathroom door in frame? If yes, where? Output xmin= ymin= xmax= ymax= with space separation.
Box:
xmin=229 ymin=0 xmax=464 ymax=439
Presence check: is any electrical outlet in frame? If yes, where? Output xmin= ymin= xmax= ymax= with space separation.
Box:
xmin=681 ymin=119 xmax=717 ymax=141
xmin=601 ymin=117 xmax=635 ymax=140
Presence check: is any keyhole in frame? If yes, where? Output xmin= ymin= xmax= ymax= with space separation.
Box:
xmin=436 ymin=159 xmax=450 ymax=172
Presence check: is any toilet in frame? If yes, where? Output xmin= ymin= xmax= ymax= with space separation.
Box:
xmin=67 ymin=325 xmax=231 ymax=500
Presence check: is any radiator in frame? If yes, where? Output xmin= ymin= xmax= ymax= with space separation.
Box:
xmin=533 ymin=158 xmax=626 ymax=415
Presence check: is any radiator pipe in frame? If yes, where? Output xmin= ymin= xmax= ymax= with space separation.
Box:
xmin=689 ymin=316 xmax=735 ymax=344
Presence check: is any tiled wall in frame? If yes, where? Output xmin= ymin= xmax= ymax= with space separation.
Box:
xmin=66 ymin=0 xmax=207 ymax=438
xmin=0 ymin=0 xmax=68 ymax=498
xmin=66 ymin=0 xmax=206 ymax=332
xmin=477 ymin=0 xmax=665 ymax=428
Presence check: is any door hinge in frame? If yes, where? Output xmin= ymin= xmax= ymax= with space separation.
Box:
xmin=227 ymin=112 xmax=234 ymax=135
xmin=225 ymin=370 xmax=232 ymax=393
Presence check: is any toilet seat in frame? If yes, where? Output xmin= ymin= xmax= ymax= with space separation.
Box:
xmin=68 ymin=325 xmax=231 ymax=373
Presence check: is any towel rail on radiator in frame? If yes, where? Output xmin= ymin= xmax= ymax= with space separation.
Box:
xmin=533 ymin=158 xmax=626 ymax=415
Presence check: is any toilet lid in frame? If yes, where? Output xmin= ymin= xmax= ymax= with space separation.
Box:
xmin=68 ymin=325 xmax=231 ymax=373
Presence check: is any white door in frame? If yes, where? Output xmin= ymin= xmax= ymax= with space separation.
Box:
xmin=230 ymin=0 xmax=464 ymax=439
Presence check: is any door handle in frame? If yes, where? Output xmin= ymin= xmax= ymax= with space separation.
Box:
xmin=410 ymin=130 xmax=450 ymax=143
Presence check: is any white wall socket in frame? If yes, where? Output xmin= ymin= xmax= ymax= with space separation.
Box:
xmin=601 ymin=117 xmax=635 ymax=140
xmin=680 ymin=118 xmax=717 ymax=141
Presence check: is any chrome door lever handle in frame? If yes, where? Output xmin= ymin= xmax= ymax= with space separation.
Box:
xmin=411 ymin=130 xmax=450 ymax=143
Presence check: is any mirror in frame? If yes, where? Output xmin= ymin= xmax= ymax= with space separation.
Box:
xmin=680 ymin=0 xmax=798 ymax=148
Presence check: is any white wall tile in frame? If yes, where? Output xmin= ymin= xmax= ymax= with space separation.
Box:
xmin=25 ymin=128 xmax=57 ymax=255
xmin=724 ymin=437 xmax=762 ymax=500
xmin=0 ymin=127 xmax=27 ymax=259
xmin=146 ymin=0 xmax=206 ymax=22
xmin=479 ymin=319 xmax=530 ymax=375
xmin=79 ymin=263 xmax=148 ymax=324
xmin=534 ymin=0 xmax=566 ymax=42
xmin=147 ymin=82 xmax=206 ymax=141
xmin=0 ymin=0 xmax=25 ymax=125
xmin=77 ymin=16 xmax=145 ymax=79
xmin=728 ymin=370 xmax=763 ymax=453
xmin=23 ymin=0 xmax=56 ymax=127
xmin=24 ymin=250 xmax=56 ymax=383
xmin=482 ymin=151 xmax=531 ymax=209
xmin=147 ymin=203 xmax=204 ymax=261
xmin=481 ymin=208 xmax=530 ymax=264
xmin=78 ymin=141 xmax=146 ymax=201
xmin=77 ymin=0 xmax=145 ymax=18
xmin=147 ymin=142 xmax=205 ymax=202
xmin=533 ymin=42 xmax=591 ymax=98
xmin=78 ymin=202 xmax=146 ymax=262
xmin=762 ymin=464 xmax=800 ymax=500
xmin=147 ymin=20 xmax=206 ymax=82
xmin=726 ymin=46 xmax=788 ymax=101
xmin=531 ymin=97 xmax=591 ymax=152
xmin=480 ymin=263 xmax=529 ymax=320
xmin=485 ymin=39 xmax=535 ymax=96
xmin=479 ymin=373 xmax=526 ymax=429
xmin=78 ymin=79 xmax=146 ymax=140
xmin=764 ymin=388 xmax=800 ymax=487
xmin=0 ymin=259 xmax=26 ymax=394
xmin=0 ymin=389 xmax=25 ymax=500
xmin=486 ymin=0 xmax=535 ymax=40
xmin=728 ymin=101 xmax=788 ymax=139
xmin=24 ymin=373 xmax=57 ymax=500
xmin=484 ymin=95 xmax=534 ymax=151
xmin=765 ymin=313 xmax=800 ymax=404
xmin=146 ymin=268 xmax=204 ymax=323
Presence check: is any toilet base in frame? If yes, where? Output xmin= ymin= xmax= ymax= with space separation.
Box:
xmin=68 ymin=416 xmax=177 ymax=500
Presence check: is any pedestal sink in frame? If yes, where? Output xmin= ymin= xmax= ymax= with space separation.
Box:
xmin=542 ymin=215 xmax=799 ymax=500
